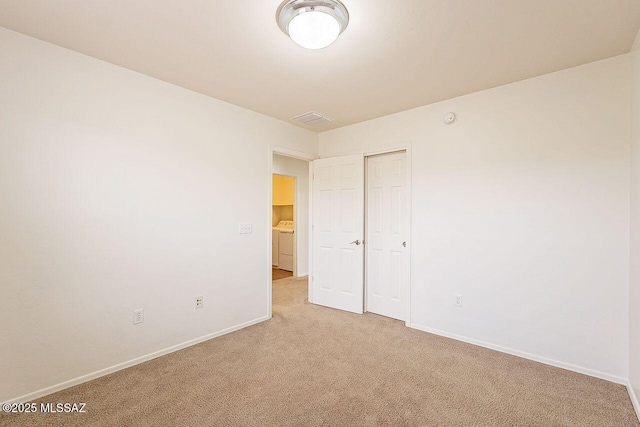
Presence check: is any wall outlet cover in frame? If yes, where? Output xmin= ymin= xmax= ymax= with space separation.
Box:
xmin=133 ymin=308 xmax=144 ymax=324
xmin=455 ymin=295 xmax=463 ymax=307
xmin=238 ymin=223 xmax=252 ymax=234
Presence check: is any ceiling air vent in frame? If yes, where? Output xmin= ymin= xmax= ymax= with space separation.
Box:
xmin=292 ymin=111 xmax=333 ymax=126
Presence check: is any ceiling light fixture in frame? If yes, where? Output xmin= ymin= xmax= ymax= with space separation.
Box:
xmin=276 ymin=0 xmax=349 ymax=50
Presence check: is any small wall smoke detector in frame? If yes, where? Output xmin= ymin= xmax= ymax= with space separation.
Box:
xmin=444 ymin=112 xmax=457 ymax=124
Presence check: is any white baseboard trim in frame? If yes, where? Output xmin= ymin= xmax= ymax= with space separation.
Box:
xmin=629 ymin=382 xmax=640 ymax=422
xmin=4 ymin=315 xmax=270 ymax=405
xmin=409 ymin=323 xmax=627 ymax=385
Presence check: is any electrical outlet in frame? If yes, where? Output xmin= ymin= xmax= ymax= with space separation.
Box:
xmin=196 ymin=296 xmax=203 ymax=309
xmin=133 ymin=308 xmax=144 ymax=324
xmin=238 ymin=223 xmax=252 ymax=234
xmin=455 ymin=295 xmax=463 ymax=307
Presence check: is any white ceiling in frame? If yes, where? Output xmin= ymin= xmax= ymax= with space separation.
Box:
xmin=1 ymin=1 xmax=639 ymax=132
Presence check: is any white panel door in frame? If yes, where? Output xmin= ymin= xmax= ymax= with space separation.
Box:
xmin=312 ymin=154 xmax=364 ymax=314
xmin=366 ymin=152 xmax=409 ymax=321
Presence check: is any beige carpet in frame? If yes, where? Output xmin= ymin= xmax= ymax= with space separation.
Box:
xmin=1 ymin=276 xmax=638 ymax=426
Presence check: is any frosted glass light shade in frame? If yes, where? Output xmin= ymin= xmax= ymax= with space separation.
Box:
xmin=288 ymin=11 xmax=340 ymax=50
xmin=276 ymin=0 xmax=349 ymax=50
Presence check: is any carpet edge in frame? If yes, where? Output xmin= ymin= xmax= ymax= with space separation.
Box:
xmin=2 ymin=315 xmax=270 ymax=405
xmin=409 ymin=323 xmax=627 ymax=385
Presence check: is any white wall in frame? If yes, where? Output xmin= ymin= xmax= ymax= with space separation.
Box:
xmin=319 ymin=55 xmax=631 ymax=382
xmin=273 ymin=154 xmax=310 ymax=276
xmin=629 ymin=29 xmax=640 ymax=417
xmin=0 ymin=28 xmax=317 ymax=403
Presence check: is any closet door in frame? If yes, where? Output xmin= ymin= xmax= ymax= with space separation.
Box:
xmin=311 ymin=154 xmax=364 ymax=314
xmin=365 ymin=151 xmax=408 ymax=321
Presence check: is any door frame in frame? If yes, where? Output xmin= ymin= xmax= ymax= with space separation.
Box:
xmin=310 ymin=142 xmax=412 ymax=326
xmin=364 ymin=149 xmax=412 ymax=325
xmin=269 ymin=142 xmax=412 ymax=326
xmin=268 ymin=146 xmax=316 ymax=319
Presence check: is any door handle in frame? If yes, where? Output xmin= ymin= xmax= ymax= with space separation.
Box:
xmin=402 ymin=241 xmax=406 ymax=247
xmin=350 ymin=240 xmax=361 ymax=245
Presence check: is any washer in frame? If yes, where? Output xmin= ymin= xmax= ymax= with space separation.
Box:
xmin=272 ymin=227 xmax=279 ymax=267
xmin=272 ymin=220 xmax=294 ymax=271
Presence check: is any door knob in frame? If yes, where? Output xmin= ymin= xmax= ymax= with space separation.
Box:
xmin=350 ymin=240 xmax=361 ymax=245
xmin=402 ymin=241 xmax=406 ymax=247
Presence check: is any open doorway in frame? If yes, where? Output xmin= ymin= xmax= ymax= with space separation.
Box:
xmin=272 ymin=173 xmax=295 ymax=281
xmin=270 ymin=151 xmax=312 ymax=315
